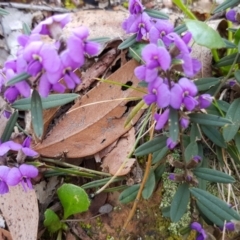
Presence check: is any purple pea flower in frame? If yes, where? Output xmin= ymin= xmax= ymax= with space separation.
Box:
xmin=32 ymin=13 xmax=71 ymax=36
xmin=149 ymin=19 xmax=174 ymax=45
xmin=20 ymin=137 xmax=38 ymax=157
xmin=168 ymin=173 xmax=175 ymax=181
xmin=0 ymin=141 xmax=22 ymax=156
xmin=142 ymin=43 xmax=171 ymax=70
xmin=225 ymin=222 xmax=235 ymax=231
xmin=129 ymin=0 xmax=144 ymax=14
xmin=134 ymin=65 xmax=158 ymax=83
xmin=0 ymin=166 xmax=10 ymax=194
xmin=166 ymin=137 xmax=177 ymax=149
xmin=180 ymin=116 xmax=189 ymax=129
xmin=155 ymin=108 xmax=170 ymax=130
xmin=167 ymin=32 xmax=190 ymax=54
xmin=193 ymin=155 xmax=202 ymax=163
xmin=197 ymin=94 xmax=212 ymax=109
xmin=191 ymin=222 xmax=207 ymax=240
xmin=226 ymin=9 xmax=237 ymax=23
xmin=7 ymin=164 xmax=38 ymax=191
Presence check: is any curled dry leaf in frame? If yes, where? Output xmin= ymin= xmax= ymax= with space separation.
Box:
xmin=34 ymin=60 xmax=144 ymax=158
xmin=0 ymin=228 xmax=12 ymax=240
xmin=101 ymin=128 xmax=136 ymax=176
xmin=0 ymin=184 xmax=38 ymax=240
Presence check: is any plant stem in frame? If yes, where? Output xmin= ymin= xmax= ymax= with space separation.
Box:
xmin=173 ymin=0 xmax=196 ymax=20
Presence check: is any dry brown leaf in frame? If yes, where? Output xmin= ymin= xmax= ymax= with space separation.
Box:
xmin=0 ymin=184 xmax=38 ymax=240
xmin=101 ymin=128 xmax=136 ymax=176
xmin=34 ymin=59 xmax=144 ymax=158
xmin=0 ymin=228 xmax=12 ymax=240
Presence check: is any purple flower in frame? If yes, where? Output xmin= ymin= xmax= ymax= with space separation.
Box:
xmin=142 ymin=44 xmax=171 ymax=70
xmin=0 ymin=166 xmax=10 ymax=194
xmin=129 ymin=0 xmax=144 ymax=14
xmin=180 ymin=116 xmax=189 ymax=129
xmin=0 ymin=141 xmax=22 ymax=156
xmin=155 ymin=108 xmax=170 ymax=130
xmin=197 ymin=94 xmax=212 ymax=109
xmin=156 ymin=82 xmax=170 ymax=108
xmin=7 ymin=164 xmax=38 ymax=191
xmin=32 ymin=13 xmax=71 ymax=36
xmin=134 ymin=65 xmax=158 ymax=83
xmin=149 ymin=19 xmax=174 ymax=45
xmin=166 ymin=137 xmax=177 ymax=149
xmin=21 ymin=137 xmax=38 ymax=157
xmin=168 ymin=173 xmax=175 ymax=180
xmin=225 ymin=222 xmax=235 ymax=231
xmin=191 ymin=222 xmax=207 ymax=240
xmin=193 ymin=155 xmax=202 ymax=163
xmin=167 ymin=32 xmax=190 ymax=54
xmin=226 ymin=9 xmax=237 ymax=23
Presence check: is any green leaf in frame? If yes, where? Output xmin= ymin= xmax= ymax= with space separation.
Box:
xmin=143 ymin=9 xmax=169 ymax=19
xmin=152 ymin=146 xmax=168 ymax=164
xmin=213 ymin=0 xmax=240 ymax=13
xmin=6 ymin=72 xmax=31 ymax=86
xmin=222 ymin=38 xmax=237 ymax=49
xmin=170 ymin=183 xmax=190 ymax=222
xmin=216 ymin=146 xmax=225 ymax=166
xmin=31 ymin=90 xmax=43 ymax=139
xmin=190 ymin=188 xmax=240 ymax=226
xmin=57 ymin=183 xmax=90 ymax=219
xmin=12 ymin=93 xmax=79 ymax=110
xmin=234 ymin=132 xmax=240 ymax=153
xmin=189 ymin=113 xmax=232 ymax=126
xmin=0 ymin=8 xmax=9 ymax=15
xmin=22 ymin=22 xmax=31 ymax=35
xmin=190 ymin=123 xmax=201 ymax=142
xmin=118 ymin=34 xmax=137 ymax=50
xmin=81 ymin=177 xmax=123 ymax=189
xmin=119 ymin=184 xmax=140 ymax=204
xmin=135 ymin=135 xmax=167 ymax=156
xmin=169 ymin=108 xmax=179 ymax=142
xmin=88 ymin=37 xmax=111 ymax=43
xmin=194 ymin=77 xmax=221 ymax=91
xmin=142 ymin=170 xmax=155 ymax=199
xmin=44 ymin=209 xmax=63 ymax=234
xmin=201 ymin=125 xmax=227 ymax=148
xmin=184 ymin=142 xmax=198 ymax=162
xmin=154 ymin=164 xmax=166 ymax=181
xmin=174 ymin=23 xmax=187 ymax=35
xmin=185 ymin=20 xmax=225 ymax=49
xmin=227 ymin=145 xmax=240 ymax=164
xmin=1 ymin=111 xmax=18 ymax=142
xmin=223 ymin=98 xmax=240 ymax=142
xmin=217 ymin=100 xmax=230 ymax=113
xmin=215 ymin=53 xmax=240 ymax=67
xmin=129 ymin=43 xmax=146 ymax=63
xmin=235 ymin=70 xmax=240 ymax=85
xmin=162 ymin=206 xmax=170 ymax=218
xmin=193 ymin=168 xmax=235 ymax=183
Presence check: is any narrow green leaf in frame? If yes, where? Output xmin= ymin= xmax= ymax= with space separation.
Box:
xmin=174 ymin=23 xmax=187 ymax=35
xmin=135 ymin=135 xmax=167 ymax=156
xmin=190 ymin=188 xmax=240 ymax=226
xmin=119 ymin=184 xmax=140 ymax=204
xmin=227 ymin=145 xmax=240 ymax=164
xmin=144 ymin=9 xmax=169 ymax=19
xmin=184 ymin=142 xmax=198 ymax=162
xmin=223 ymin=98 xmax=240 ymax=142
xmin=217 ymin=100 xmax=230 ymax=113
xmin=31 ymin=90 xmax=43 ymax=139
xmin=170 ymin=183 xmax=190 ymax=222
xmin=118 ymin=34 xmax=137 ymax=50
xmin=81 ymin=177 xmax=123 ymax=189
xmin=6 ymin=72 xmax=31 ymax=86
xmin=193 ymin=168 xmax=235 ymax=183
xmin=152 ymin=146 xmax=168 ymax=164
xmin=44 ymin=209 xmax=63 ymax=233
xmin=216 ymin=146 xmax=225 ymax=166
xmin=201 ymin=125 xmax=227 ymax=148
xmin=234 ymin=132 xmax=240 ymax=153
xmin=169 ymin=108 xmax=179 ymax=142
xmin=189 ymin=113 xmax=232 ymax=126
xmin=0 ymin=8 xmax=9 ymax=15
xmin=88 ymin=37 xmax=111 ymax=43
xmin=235 ymin=70 xmax=240 ymax=85
xmin=129 ymin=43 xmax=146 ymax=62
xmin=194 ymin=77 xmax=220 ymax=91
xmin=190 ymin=123 xmax=201 ymax=142
xmin=185 ymin=20 xmax=225 ymax=49
xmin=154 ymin=164 xmax=166 ymax=181
xmin=12 ymin=93 xmax=79 ymax=110
xmin=213 ymin=0 xmax=240 ymax=13
xmin=57 ymin=183 xmax=90 ymax=219
xmin=1 ymin=111 xmax=18 ymax=142
xmin=22 ymin=22 xmax=31 ymax=35
xmin=222 ymin=38 xmax=237 ymax=49
xmin=215 ymin=53 xmax=240 ymax=67
xmin=142 ymin=170 xmax=155 ymax=199
xmin=162 ymin=206 xmax=170 ymax=218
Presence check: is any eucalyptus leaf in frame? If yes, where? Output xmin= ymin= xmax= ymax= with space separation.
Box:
xmin=44 ymin=209 xmax=63 ymax=234
xmin=6 ymin=72 xmax=31 ymax=86
xmin=118 ymin=34 xmax=137 ymax=50
xmin=170 ymin=183 xmax=190 ymax=222
xmin=142 ymin=170 xmax=156 ymax=199
xmin=215 ymin=53 xmax=240 ymax=67
xmin=193 ymin=168 xmax=235 ymax=183
xmin=12 ymin=93 xmax=79 ymax=110
xmin=152 ymin=146 xmax=168 ymax=164
xmin=119 ymin=184 xmax=140 ymax=204
xmin=201 ymin=125 xmax=227 ymax=148
xmin=1 ymin=111 xmax=18 ymax=142
xmin=185 ymin=20 xmax=225 ymax=49
xmin=184 ymin=141 xmax=198 ymax=162
xmin=31 ymin=90 xmax=43 ymax=139
xmin=189 ymin=113 xmax=231 ymax=126
xmin=223 ymin=98 xmax=240 ymax=142
xmin=144 ymin=9 xmax=169 ymax=19
xmin=194 ymin=77 xmax=220 ymax=91
xmin=135 ymin=135 xmax=167 ymax=156
xmin=190 ymin=188 xmax=240 ymax=226
xmin=57 ymin=183 xmax=90 ymax=219
xmin=169 ymin=108 xmax=179 ymax=142
xmin=213 ymin=0 xmax=240 ymax=13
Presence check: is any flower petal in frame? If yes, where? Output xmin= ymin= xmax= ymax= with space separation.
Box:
xmin=19 ymin=164 xmax=38 ymax=178
xmin=154 ymin=108 xmax=169 ymax=130
xmin=7 ymin=167 xmax=22 ymax=186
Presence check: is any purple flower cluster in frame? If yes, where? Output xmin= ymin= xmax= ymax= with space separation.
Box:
xmin=0 ymin=14 xmax=100 ymax=102
xmin=123 ymin=0 xmax=213 ymax=149
xmin=0 ymin=137 xmax=38 ymax=194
